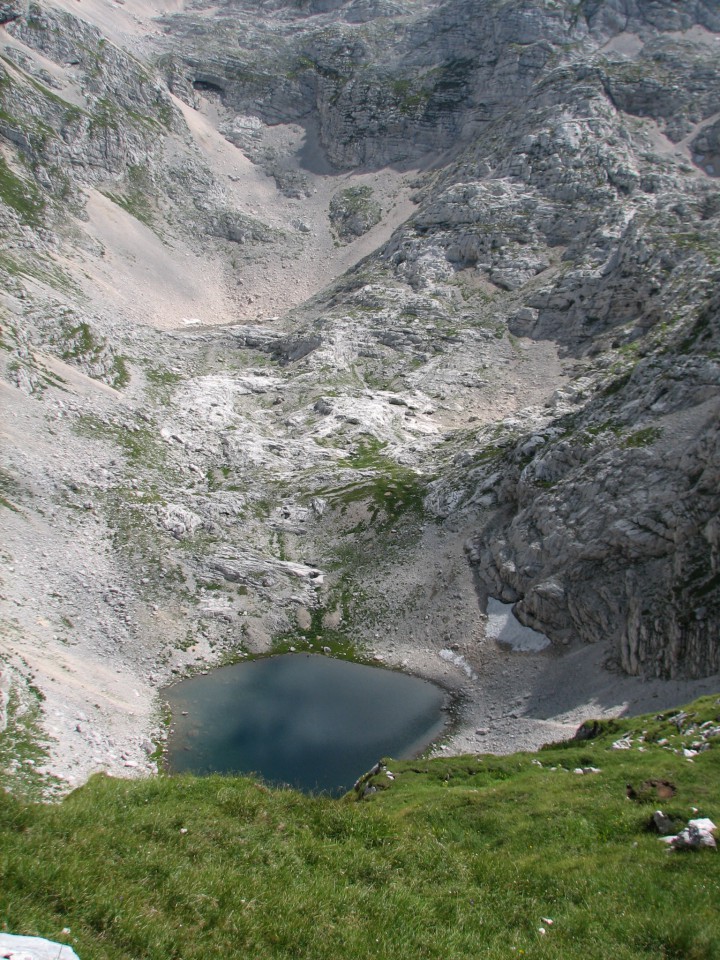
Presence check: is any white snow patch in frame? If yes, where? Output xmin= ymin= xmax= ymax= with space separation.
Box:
xmin=439 ymin=648 xmax=477 ymax=680
xmin=485 ymin=598 xmax=551 ymax=652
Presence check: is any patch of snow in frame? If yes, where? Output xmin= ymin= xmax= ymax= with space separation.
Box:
xmin=439 ymin=648 xmax=477 ymax=679
xmin=485 ymin=598 xmax=551 ymax=652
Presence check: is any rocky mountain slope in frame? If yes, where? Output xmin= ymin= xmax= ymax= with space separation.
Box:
xmin=0 ymin=0 xmax=718 ymax=793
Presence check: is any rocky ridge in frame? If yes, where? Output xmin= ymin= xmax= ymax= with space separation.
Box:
xmin=0 ymin=0 xmax=718 ymax=793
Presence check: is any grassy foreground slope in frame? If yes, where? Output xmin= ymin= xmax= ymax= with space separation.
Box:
xmin=1 ymin=697 xmax=719 ymax=960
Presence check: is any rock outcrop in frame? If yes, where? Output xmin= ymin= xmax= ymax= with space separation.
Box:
xmin=0 ymin=0 xmax=718 ymax=791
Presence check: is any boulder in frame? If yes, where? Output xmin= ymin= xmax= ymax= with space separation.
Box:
xmin=662 ymin=818 xmax=717 ymax=851
xmin=158 ymin=504 xmax=203 ymax=540
xmin=0 ymin=933 xmax=80 ymax=959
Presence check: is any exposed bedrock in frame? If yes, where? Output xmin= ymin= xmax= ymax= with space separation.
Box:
xmin=468 ymin=290 xmax=720 ymax=680
xmin=0 ymin=0 xmax=719 ymax=790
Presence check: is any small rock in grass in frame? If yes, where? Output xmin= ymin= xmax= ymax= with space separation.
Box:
xmin=652 ymin=811 xmax=675 ymax=835
xmin=662 ymin=818 xmax=717 ymax=850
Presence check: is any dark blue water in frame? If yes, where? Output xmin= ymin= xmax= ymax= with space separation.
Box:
xmin=164 ymin=654 xmax=446 ymax=795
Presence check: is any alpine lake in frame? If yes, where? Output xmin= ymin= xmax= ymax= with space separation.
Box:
xmin=163 ymin=654 xmax=447 ymax=796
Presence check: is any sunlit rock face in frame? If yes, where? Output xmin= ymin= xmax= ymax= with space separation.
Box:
xmin=0 ymin=0 xmax=718 ymax=792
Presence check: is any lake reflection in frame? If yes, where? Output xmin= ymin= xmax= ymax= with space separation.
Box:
xmin=164 ymin=654 xmax=446 ymax=795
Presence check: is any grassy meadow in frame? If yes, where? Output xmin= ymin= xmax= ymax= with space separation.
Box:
xmin=1 ymin=696 xmax=719 ymax=959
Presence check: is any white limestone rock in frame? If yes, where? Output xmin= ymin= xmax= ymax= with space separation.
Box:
xmin=0 ymin=933 xmax=80 ymax=960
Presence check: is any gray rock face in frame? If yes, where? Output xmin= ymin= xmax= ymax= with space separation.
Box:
xmin=156 ymin=0 xmax=588 ymax=169
xmin=1 ymin=5 xmax=176 ymax=199
xmin=8 ymin=5 xmax=177 ymax=128
xmin=329 ymin=185 xmax=381 ymax=241
xmin=0 ymin=0 xmax=26 ymax=23
xmin=0 ymin=0 xmax=719 ymax=803
xmin=692 ymin=118 xmax=720 ymax=177
xmin=583 ymin=0 xmax=720 ymax=35
xmin=466 ymin=283 xmax=720 ymax=679
xmin=154 ymin=0 xmax=720 ymax=172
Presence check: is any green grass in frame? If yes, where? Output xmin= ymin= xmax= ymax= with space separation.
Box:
xmin=61 ymin=322 xmax=98 ymax=360
xmin=101 ymin=165 xmax=160 ymax=232
xmin=144 ymin=366 xmax=182 ymax=405
xmin=0 ymin=696 xmax=718 ymax=958
xmin=622 ymin=426 xmax=662 ymax=449
xmin=0 ymin=155 xmax=45 ymax=225
xmin=111 ymin=355 xmax=131 ymax=389
xmin=270 ymin=598 xmax=360 ymax=662
xmin=311 ymin=436 xmax=428 ymax=527
xmin=0 ymin=250 xmax=79 ymax=296
xmin=391 ymin=77 xmax=431 ymax=113
xmin=96 ymin=487 xmax=168 ymax=566
xmin=102 ymin=190 xmax=156 ymax=230
xmin=74 ymin=415 xmax=167 ymax=470
xmin=0 ymin=682 xmax=61 ymax=802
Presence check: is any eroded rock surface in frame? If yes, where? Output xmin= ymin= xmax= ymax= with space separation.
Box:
xmin=0 ymin=0 xmax=718 ymax=791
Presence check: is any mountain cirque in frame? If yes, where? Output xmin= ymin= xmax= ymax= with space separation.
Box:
xmin=0 ymin=0 xmax=718 ymax=794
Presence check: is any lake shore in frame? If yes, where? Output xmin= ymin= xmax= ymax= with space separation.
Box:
xmin=352 ymin=522 xmax=720 ymax=762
